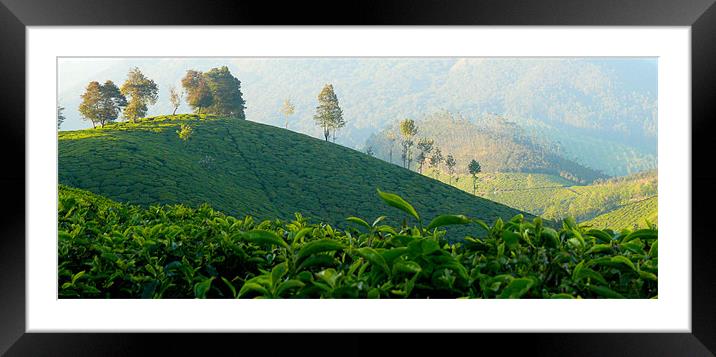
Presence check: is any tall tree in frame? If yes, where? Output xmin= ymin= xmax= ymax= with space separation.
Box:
xmin=386 ymin=130 xmax=397 ymax=164
xmin=203 ymin=66 xmax=246 ymax=119
xmin=399 ymin=119 xmax=418 ymax=169
xmin=181 ymin=70 xmax=213 ymax=114
xmin=79 ymin=80 xmax=126 ymax=128
xmin=281 ymin=98 xmax=295 ymax=129
xmin=78 ymin=81 xmax=103 ymax=128
xmin=57 ymin=106 xmax=65 ymax=130
xmin=313 ymin=84 xmax=344 ymax=141
xmin=415 ymin=137 xmax=435 ymax=174
xmin=445 ymin=154 xmax=457 ymax=185
xmin=98 ymin=81 xmax=127 ymax=127
xmin=428 ymin=147 xmax=444 ymax=179
xmin=169 ymin=86 xmax=183 ymax=115
xmin=468 ymin=159 xmax=482 ymax=195
xmin=120 ymin=67 xmax=158 ymax=123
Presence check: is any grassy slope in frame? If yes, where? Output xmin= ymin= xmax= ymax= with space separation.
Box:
xmin=59 ymin=114 xmax=528 ymax=236
xmin=585 ymin=196 xmax=658 ymax=230
xmin=433 ymin=171 xmax=657 ymax=224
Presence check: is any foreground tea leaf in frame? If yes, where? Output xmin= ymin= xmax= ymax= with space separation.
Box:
xmin=241 ymin=230 xmax=288 ymax=249
xmin=499 ymin=278 xmax=533 ymax=298
xmin=377 ymin=189 xmax=419 ymax=222
xmin=296 ymin=239 xmax=344 ymax=261
xmin=356 ymin=247 xmax=390 ymax=275
xmin=346 ymin=216 xmax=371 ymax=230
xmin=194 ymin=277 xmax=215 ymax=299
xmin=426 ymin=214 xmax=471 ymax=230
xmin=589 ymin=285 xmax=625 ymax=299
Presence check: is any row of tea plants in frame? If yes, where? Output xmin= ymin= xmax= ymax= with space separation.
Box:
xmin=58 ymin=185 xmax=657 ymax=299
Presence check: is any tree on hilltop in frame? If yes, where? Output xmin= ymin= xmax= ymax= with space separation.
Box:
xmin=386 ymin=130 xmax=398 ymax=164
xmin=399 ymin=119 xmax=418 ymax=169
xmin=203 ymin=66 xmax=246 ymax=119
xmin=181 ymin=70 xmax=214 ymax=114
xmin=428 ymin=147 xmax=444 ymax=179
xmin=415 ymin=137 xmax=435 ymax=174
xmin=468 ymin=159 xmax=482 ymax=195
xmin=445 ymin=154 xmax=457 ymax=185
xmin=169 ymin=86 xmax=183 ymax=115
xmin=120 ymin=67 xmax=158 ymax=123
xmin=79 ymin=80 xmax=127 ymax=128
xmin=281 ymin=98 xmax=295 ymax=129
xmin=313 ymin=84 xmax=344 ymax=142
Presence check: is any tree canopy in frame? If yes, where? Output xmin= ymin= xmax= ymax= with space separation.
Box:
xmin=281 ymin=98 xmax=295 ymax=129
xmin=313 ymin=84 xmax=344 ymax=141
xmin=120 ymin=67 xmax=158 ymax=123
xmin=468 ymin=159 xmax=482 ymax=195
xmin=399 ymin=118 xmax=418 ymax=169
xmin=181 ymin=67 xmax=246 ymax=118
xmin=181 ymin=70 xmax=214 ymax=115
xmin=79 ymin=80 xmax=127 ymax=128
xmin=203 ymin=66 xmax=246 ymax=119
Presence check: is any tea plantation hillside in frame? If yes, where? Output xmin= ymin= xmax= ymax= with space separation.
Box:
xmin=59 ymin=114 xmax=529 ymax=236
xmin=586 ymin=196 xmax=658 ymax=231
xmin=438 ymin=170 xmax=657 ymax=225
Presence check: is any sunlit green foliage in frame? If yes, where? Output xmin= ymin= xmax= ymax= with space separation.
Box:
xmin=58 ymin=185 xmax=657 ymax=299
xmin=176 ymin=124 xmax=193 ymax=142
xmin=586 ymin=196 xmax=658 ymax=231
xmin=440 ymin=171 xmax=657 ymax=227
xmin=58 ymin=115 xmax=525 ymax=240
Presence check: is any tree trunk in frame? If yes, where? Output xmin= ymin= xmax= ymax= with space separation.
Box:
xmin=389 ymin=148 xmax=393 ymax=164
xmin=173 ymin=107 xmax=177 ymax=115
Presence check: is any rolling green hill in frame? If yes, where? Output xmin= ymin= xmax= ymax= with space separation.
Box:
xmin=432 ymin=171 xmax=657 ymax=225
xmin=58 ymin=114 xmax=529 ymax=237
xmin=585 ymin=196 xmax=658 ymax=230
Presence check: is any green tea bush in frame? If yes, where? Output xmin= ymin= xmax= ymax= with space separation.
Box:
xmin=58 ymin=185 xmax=657 ymax=299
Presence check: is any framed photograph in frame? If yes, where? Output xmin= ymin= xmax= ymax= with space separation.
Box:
xmin=2 ymin=0 xmax=715 ymax=355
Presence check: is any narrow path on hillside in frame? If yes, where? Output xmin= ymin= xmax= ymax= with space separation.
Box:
xmin=223 ymin=125 xmax=281 ymax=216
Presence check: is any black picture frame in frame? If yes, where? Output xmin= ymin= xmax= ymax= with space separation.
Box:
xmin=2 ymin=0 xmax=715 ymax=355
